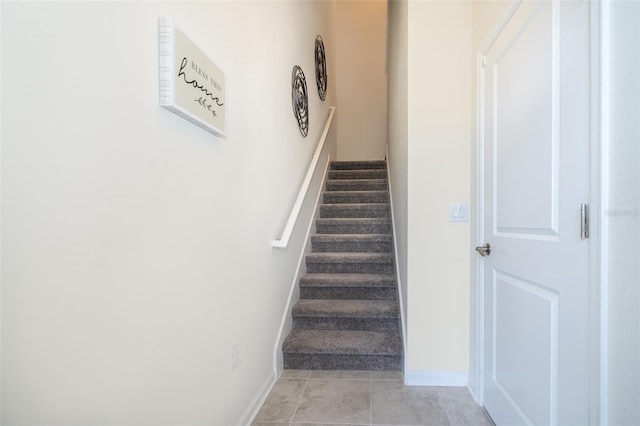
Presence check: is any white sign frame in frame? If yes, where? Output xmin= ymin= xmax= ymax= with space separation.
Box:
xmin=159 ymin=16 xmax=227 ymax=138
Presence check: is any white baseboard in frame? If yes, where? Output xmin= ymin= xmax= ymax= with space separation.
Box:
xmin=404 ymin=370 xmax=468 ymax=387
xmin=236 ymin=372 xmax=277 ymax=426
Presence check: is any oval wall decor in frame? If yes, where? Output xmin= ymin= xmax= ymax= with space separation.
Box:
xmin=315 ymin=35 xmax=327 ymax=101
xmin=291 ymin=65 xmax=309 ymax=137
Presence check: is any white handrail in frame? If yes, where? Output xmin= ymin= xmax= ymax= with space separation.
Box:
xmin=272 ymin=106 xmax=336 ymax=248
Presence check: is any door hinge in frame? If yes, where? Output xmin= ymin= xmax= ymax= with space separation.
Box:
xmin=481 ymin=57 xmax=487 ymax=68
xmin=581 ymin=203 xmax=589 ymax=239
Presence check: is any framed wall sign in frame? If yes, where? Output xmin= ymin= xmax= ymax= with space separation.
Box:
xmin=158 ymin=16 xmax=226 ymax=138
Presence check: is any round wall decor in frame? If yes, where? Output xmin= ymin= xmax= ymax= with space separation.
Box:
xmin=315 ymin=35 xmax=327 ymax=101
xmin=291 ymin=65 xmax=309 ymax=137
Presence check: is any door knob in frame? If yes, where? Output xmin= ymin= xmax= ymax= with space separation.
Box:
xmin=475 ymin=243 xmax=491 ymax=257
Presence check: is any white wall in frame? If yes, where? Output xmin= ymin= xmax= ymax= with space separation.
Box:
xmin=0 ymin=1 xmax=337 ymax=424
xmin=406 ymin=0 xmax=472 ymax=379
xmin=336 ymin=0 xmax=387 ymax=161
xmin=606 ymin=1 xmax=640 ymax=424
xmin=387 ymin=0 xmax=472 ymax=383
xmin=386 ymin=0 xmax=409 ymax=368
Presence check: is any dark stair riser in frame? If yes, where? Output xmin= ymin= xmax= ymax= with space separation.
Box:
xmin=326 ymin=180 xmax=388 ymax=191
xmin=300 ymin=286 xmax=396 ymax=300
xmin=323 ymin=191 xmax=389 ymax=204
xmin=328 ymin=170 xmax=387 ymax=180
xmin=320 ymin=204 xmax=390 ymax=218
xmin=299 ymin=273 xmax=397 ymax=300
xmin=291 ymin=299 xmax=399 ymax=330
xmin=283 ymin=353 xmax=401 ymax=371
xmin=330 ymin=161 xmax=386 ymax=170
xmin=306 ymin=262 xmax=394 ymax=275
xmin=311 ymin=240 xmax=393 ymax=253
xmin=293 ymin=317 xmax=399 ymax=331
xmin=282 ymin=327 xmax=403 ymax=371
xmin=316 ymin=224 xmax=392 ymax=235
xmin=311 ymin=235 xmax=393 ymax=252
xmin=316 ymin=218 xmax=392 ymax=235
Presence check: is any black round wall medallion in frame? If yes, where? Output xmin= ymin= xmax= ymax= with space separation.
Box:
xmin=315 ymin=35 xmax=327 ymax=101
xmin=291 ymin=65 xmax=309 ymax=137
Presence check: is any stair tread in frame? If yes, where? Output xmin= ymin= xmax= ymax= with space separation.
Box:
xmin=328 ymin=170 xmax=387 ymax=179
xmin=283 ymin=329 xmax=402 ymax=355
xmin=327 ymin=178 xmax=387 ymax=184
xmin=317 ymin=217 xmax=391 ymax=224
xmin=319 ymin=203 xmax=391 ymax=219
xmin=300 ymin=273 xmax=396 ymax=287
xmin=293 ymin=299 xmax=399 ymax=318
xmin=311 ymin=234 xmax=392 ymax=242
xmin=326 ymin=179 xmax=388 ymax=190
xmin=321 ymin=202 xmax=389 ymax=208
xmin=324 ymin=190 xmax=389 ymax=195
xmin=330 ymin=161 xmax=386 ymax=170
xmin=323 ymin=191 xmax=389 ymax=205
xmin=306 ymin=252 xmax=394 ymax=263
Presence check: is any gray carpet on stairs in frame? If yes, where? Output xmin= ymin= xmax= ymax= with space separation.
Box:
xmin=282 ymin=160 xmax=403 ymax=371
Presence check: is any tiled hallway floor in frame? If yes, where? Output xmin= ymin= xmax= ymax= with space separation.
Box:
xmin=252 ymin=370 xmax=494 ymax=426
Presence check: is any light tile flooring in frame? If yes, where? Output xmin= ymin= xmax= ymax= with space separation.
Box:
xmin=252 ymin=370 xmax=494 ymax=426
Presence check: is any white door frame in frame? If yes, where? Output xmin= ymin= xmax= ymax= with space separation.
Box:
xmin=595 ymin=1 xmax=611 ymax=423
xmin=469 ymin=0 xmax=604 ymax=423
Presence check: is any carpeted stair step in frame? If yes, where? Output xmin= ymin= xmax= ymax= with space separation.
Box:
xmin=323 ymin=190 xmax=389 ymax=204
xmin=328 ymin=169 xmax=387 ymax=180
xmin=306 ymin=252 xmax=394 ymax=274
xmin=282 ymin=329 xmax=402 ymax=370
xmin=311 ymin=234 xmax=393 ymax=253
xmin=326 ymin=179 xmax=387 ymax=192
xmin=320 ymin=203 xmax=390 ymax=219
xmin=330 ymin=160 xmax=386 ymax=170
xmin=299 ymin=273 xmax=397 ymax=300
xmin=281 ymin=159 xmax=402 ymax=371
xmin=292 ymin=299 xmax=399 ymax=331
xmin=316 ymin=217 xmax=392 ymax=234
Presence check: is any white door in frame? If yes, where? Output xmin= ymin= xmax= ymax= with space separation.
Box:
xmin=480 ymin=1 xmax=591 ymax=425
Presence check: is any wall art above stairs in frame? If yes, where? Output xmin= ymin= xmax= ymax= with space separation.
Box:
xmin=282 ymin=160 xmax=403 ymax=370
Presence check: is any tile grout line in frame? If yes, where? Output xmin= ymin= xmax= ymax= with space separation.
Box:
xmin=288 ymin=373 xmax=311 ymax=425
xmin=436 ymin=387 xmax=454 ymax=426
xmin=307 ymin=378 xmax=371 ymax=381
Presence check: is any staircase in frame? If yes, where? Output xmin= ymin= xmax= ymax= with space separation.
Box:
xmin=282 ymin=160 xmax=403 ymax=370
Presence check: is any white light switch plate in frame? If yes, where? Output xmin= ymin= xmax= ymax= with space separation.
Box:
xmin=449 ymin=203 xmax=468 ymax=222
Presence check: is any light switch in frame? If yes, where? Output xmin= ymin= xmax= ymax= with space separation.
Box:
xmin=449 ymin=203 xmax=468 ymax=222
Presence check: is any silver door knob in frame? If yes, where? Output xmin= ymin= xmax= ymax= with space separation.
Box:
xmin=475 ymin=243 xmax=491 ymax=257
